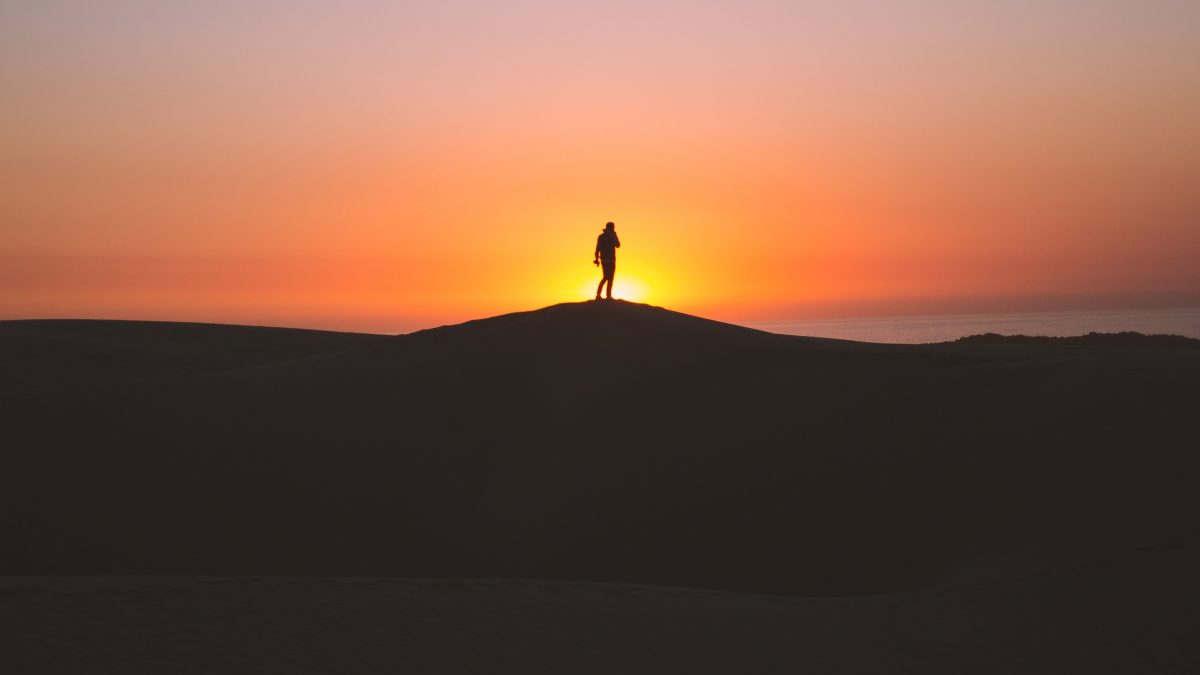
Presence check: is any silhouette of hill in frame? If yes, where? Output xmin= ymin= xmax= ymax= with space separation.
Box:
xmin=953 ymin=330 xmax=1200 ymax=350
xmin=0 ymin=319 xmax=389 ymax=393
xmin=3 ymin=302 xmax=1199 ymax=672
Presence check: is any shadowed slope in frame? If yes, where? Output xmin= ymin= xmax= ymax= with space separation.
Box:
xmin=4 ymin=302 xmax=1199 ymax=597
xmin=0 ymin=319 xmax=388 ymax=394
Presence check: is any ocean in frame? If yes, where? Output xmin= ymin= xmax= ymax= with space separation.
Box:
xmin=746 ymin=307 xmax=1200 ymax=344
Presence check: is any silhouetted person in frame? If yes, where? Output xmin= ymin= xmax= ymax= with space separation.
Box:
xmin=593 ymin=222 xmax=620 ymax=300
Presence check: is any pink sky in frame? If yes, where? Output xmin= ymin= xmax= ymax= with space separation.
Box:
xmin=3 ymin=1 xmax=1198 ymax=332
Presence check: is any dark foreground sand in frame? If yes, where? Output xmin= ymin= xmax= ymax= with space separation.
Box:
xmin=2 ymin=301 xmax=1198 ymax=673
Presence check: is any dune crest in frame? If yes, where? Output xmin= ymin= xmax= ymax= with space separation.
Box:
xmin=4 ymin=303 xmax=1200 ymax=671
xmin=5 ymin=303 xmax=1197 ymax=593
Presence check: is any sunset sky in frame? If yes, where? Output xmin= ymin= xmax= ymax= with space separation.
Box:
xmin=3 ymin=1 xmax=1198 ymax=332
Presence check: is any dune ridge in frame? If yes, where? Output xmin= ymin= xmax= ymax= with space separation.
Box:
xmin=953 ymin=330 xmax=1200 ymax=349
xmin=3 ymin=301 xmax=1198 ymax=672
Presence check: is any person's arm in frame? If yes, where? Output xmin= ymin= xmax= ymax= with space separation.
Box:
xmin=594 ymin=236 xmax=601 ymax=264
xmin=614 ymin=233 xmax=620 ymax=248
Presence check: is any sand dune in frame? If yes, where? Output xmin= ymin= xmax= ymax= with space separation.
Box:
xmin=3 ymin=301 xmax=1199 ymax=672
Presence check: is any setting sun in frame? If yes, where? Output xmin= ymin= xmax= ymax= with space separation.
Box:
xmin=576 ymin=275 xmax=650 ymax=303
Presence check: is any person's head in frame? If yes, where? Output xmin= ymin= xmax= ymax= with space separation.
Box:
xmin=604 ymin=222 xmax=615 ymax=231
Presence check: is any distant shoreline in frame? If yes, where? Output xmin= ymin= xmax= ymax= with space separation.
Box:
xmin=747 ymin=306 xmax=1200 ymax=344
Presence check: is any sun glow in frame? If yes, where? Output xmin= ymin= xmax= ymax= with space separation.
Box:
xmin=576 ymin=275 xmax=650 ymax=303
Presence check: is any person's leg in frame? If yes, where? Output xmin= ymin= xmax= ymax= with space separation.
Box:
xmin=595 ymin=276 xmax=604 ymax=300
xmin=603 ymin=262 xmax=615 ymax=299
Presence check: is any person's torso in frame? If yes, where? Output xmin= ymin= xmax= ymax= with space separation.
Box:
xmin=597 ymin=231 xmax=618 ymax=258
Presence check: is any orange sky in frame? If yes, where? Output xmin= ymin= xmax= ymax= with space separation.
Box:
xmin=3 ymin=1 xmax=1198 ymax=332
